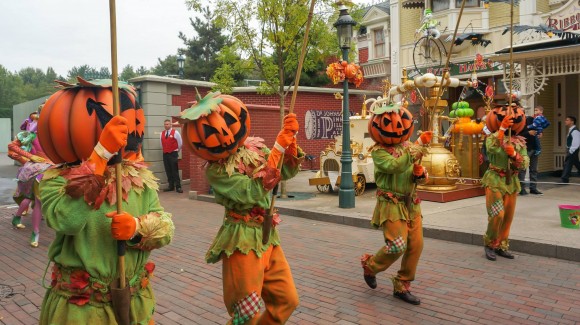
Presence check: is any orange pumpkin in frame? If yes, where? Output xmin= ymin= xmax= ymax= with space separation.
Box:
xmin=37 ymin=78 xmax=144 ymax=164
xmin=485 ymin=104 xmax=526 ymax=134
xmin=368 ymin=103 xmax=415 ymax=145
xmin=181 ymin=92 xmax=250 ymax=161
xmin=344 ymin=63 xmax=358 ymax=79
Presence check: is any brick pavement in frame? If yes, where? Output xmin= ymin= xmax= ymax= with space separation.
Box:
xmin=1 ymin=194 xmax=579 ymax=325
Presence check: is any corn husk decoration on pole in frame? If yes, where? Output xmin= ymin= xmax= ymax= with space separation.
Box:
xmin=263 ymin=0 xmax=317 ymax=244
xmin=107 ymin=1 xmax=131 ymax=324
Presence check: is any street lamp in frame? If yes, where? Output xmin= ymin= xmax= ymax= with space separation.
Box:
xmin=177 ymin=54 xmax=185 ymax=79
xmin=334 ymin=3 xmax=356 ymax=209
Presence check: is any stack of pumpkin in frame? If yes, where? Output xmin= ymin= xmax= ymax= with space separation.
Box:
xmin=449 ymin=101 xmax=483 ymax=135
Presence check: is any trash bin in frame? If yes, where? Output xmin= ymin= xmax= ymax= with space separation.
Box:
xmin=558 ymin=205 xmax=580 ymax=229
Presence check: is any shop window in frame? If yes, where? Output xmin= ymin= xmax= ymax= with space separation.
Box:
xmin=432 ymin=0 xmax=450 ymax=12
xmin=373 ymin=29 xmax=385 ymax=58
xmin=455 ymin=0 xmax=480 ymax=7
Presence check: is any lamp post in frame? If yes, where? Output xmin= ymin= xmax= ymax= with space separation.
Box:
xmin=177 ymin=54 xmax=185 ymax=79
xmin=334 ymin=3 xmax=356 ymax=208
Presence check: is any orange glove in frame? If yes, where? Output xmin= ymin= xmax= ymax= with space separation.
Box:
xmin=267 ymin=113 xmax=299 ymax=168
xmin=100 ymin=116 xmax=129 ymax=153
xmin=500 ymin=114 xmax=514 ymax=131
xmin=416 ymin=131 xmax=433 ymax=145
xmin=413 ymin=164 xmax=424 ymax=177
xmin=503 ymin=144 xmax=516 ymax=157
xmin=89 ymin=116 xmax=129 ymax=175
xmin=106 ymin=211 xmax=139 ymax=240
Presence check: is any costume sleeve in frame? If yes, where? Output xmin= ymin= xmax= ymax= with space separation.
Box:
xmin=371 ymin=148 xmax=413 ymax=174
xmin=40 ymin=175 xmax=92 ymax=235
xmin=129 ymin=189 xmax=174 ymax=251
xmin=512 ymin=145 xmax=529 ymax=171
xmin=281 ymin=144 xmax=304 ymax=180
xmin=485 ymin=134 xmax=503 ymax=155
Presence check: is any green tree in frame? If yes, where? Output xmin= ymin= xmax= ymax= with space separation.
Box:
xmin=0 ymin=65 xmax=25 ymax=107
xmin=18 ymin=67 xmax=58 ymax=100
xmin=136 ymin=66 xmax=149 ymax=76
xmin=150 ymin=55 xmax=180 ymax=77
xmin=67 ymin=65 xmax=111 ymax=81
xmin=187 ymin=0 xmax=338 ymax=117
xmin=120 ymin=64 xmax=137 ymax=81
xmin=179 ymin=6 xmax=235 ymax=81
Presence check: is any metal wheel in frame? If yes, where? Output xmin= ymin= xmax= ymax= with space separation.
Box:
xmin=413 ymin=36 xmax=445 ymax=75
xmin=354 ymin=174 xmax=366 ymax=196
xmin=316 ymin=184 xmax=331 ymax=193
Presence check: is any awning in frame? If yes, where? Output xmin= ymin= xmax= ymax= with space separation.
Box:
xmin=402 ymin=0 xmax=424 ymax=9
xmin=493 ymin=38 xmax=580 ymax=61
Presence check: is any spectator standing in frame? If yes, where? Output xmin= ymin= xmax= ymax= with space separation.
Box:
xmin=561 ymin=115 xmax=580 ymax=184
xmin=518 ymin=115 xmax=542 ymax=195
xmin=160 ymin=119 xmax=183 ymax=193
xmin=526 ymin=106 xmax=550 ymax=156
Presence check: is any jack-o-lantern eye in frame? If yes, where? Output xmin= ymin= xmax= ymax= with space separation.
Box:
xmin=182 ymin=93 xmax=251 ymax=161
xmin=382 ymin=117 xmax=391 ymax=127
xmin=37 ymin=80 xmax=143 ymax=164
xmin=368 ymin=105 xmax=415 ymax=145
xmin=203 ymin=124 xmax=220 ymax=137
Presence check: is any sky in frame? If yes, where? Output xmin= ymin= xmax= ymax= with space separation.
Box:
xmin=0 ymin=0 xmax=195 ymax=77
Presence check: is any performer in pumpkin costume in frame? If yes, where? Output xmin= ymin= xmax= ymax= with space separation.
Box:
xmin=7 ymin=135 xmax=52 ymax=247
xmin=481 ymin=104 xmax=529 ymax=261
xmin=180 ymin=92 xmax=303 ymax=324
xmin=360 ymin=102 xmax=432 ymax=305
xmin=38 ymin=79 xmax=174 ymax=325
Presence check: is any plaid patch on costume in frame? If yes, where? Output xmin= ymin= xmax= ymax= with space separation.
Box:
xmin=487 ymin=200 xmax=503 ymax=217
xmin=384 ymin=236 xmax=406 ymax=254
xmin=233 ymin=291 xmax=263 ymax=325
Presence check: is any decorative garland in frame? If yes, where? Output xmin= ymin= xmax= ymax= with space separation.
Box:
xmin=326 ymin=61 xmax=364 ymax=88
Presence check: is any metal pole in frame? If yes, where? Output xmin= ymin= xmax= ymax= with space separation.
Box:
xmin=339 ymin=47 xmax=355 ymax=208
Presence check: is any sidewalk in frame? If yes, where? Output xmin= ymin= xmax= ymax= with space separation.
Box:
xmin=196 ymin=170 xmax=580 ymax=262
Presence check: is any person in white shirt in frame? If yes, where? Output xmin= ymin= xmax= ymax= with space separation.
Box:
xmin=160 ymin=119 xmax=183 ymax=193
xmin=562 ymin=115 xmax=580 ymax=184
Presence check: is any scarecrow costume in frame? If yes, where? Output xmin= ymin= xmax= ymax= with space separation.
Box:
xmin=38 ymin=80 xmax=174 ymax=325
xmin=7 ymin=136 xmax=52 ymax=247
xmin=180 ymin=92 xmax=302 ymax=324
xmin=482 ymin=107 xmax=528 ymax=261
xmin=360 ymin=102 xmax=431 ymax=305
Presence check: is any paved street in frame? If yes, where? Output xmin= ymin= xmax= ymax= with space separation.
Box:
xmin=1 ymin=192 xmax=579 ymax=325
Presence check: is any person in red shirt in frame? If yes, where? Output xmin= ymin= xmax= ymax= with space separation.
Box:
xmin=160 ymin=119 xmax=183 ymax=193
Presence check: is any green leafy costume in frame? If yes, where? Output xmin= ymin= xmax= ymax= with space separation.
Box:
xmin=39 ymin=162 xmax=174 ymax=325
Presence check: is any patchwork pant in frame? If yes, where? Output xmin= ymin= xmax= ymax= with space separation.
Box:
xmin=222 ymin=245 xmax=299 ymax=325
xmin=361 ymin=217 xmax=424 ymax=292
xmin=484 ymin=188 xmax=517 ymax=250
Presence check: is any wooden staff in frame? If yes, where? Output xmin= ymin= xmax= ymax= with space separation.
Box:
xmin=264 ymin=0 xmax=316 ymax=244
xmin=109 ymin=1 xmax=130 ymax=324
xmin=506 ymin=0 xmax=515 ymax=185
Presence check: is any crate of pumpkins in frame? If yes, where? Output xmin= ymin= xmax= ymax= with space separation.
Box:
xmin=449 ymin=101 xmax=483 ymax=135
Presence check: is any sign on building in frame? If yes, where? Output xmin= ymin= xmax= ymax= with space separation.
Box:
xmin=304 ymin=110 xmax=353 ymax=140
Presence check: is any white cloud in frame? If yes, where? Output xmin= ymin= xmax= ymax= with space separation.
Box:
xmin=0 ymin=0 xmax=194 ymax=76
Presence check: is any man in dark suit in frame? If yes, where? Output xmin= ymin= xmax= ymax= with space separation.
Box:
xmin=518 ymin=115 xmax=542 ymax=195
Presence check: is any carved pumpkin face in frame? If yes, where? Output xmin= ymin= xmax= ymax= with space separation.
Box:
xmin=38 ymin=79 xmax=144 ymax=164
xmin=368 ymin=104 xmax=415 ymax=145
xmin=182 ymin=93 xmax=250 ymax=161
xmin=485 ymin=104 xmax=526 ymax=134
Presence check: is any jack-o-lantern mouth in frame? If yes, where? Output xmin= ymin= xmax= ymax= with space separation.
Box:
xmin=371 ymin=121 xmax=412 ymax=138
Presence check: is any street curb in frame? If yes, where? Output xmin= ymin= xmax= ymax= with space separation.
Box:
xmin=195 ymin=195 xmax=580 ymax=263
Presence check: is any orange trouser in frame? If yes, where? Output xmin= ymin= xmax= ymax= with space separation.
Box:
xmin=222 ymin=245 xmax=299 ymax=325
xmin=362 ymin=217 xmax=423 ymax=292
xmin=484 ymin=188 xmax=517 ymax=250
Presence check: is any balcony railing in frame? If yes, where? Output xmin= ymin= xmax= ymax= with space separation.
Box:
xmin=361 ymin=58 xmax=390 ymax=78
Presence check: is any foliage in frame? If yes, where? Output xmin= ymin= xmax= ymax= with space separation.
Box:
xmin=179 ymin=6 xmax=238 ymax=81
xmin=67 ymin=65 xmax=111 ymax=81
xmin=0 ymin=64 xmax=65 ymax=108
xmin=187 ymin=0 xmax=339 ymax=111
xmin=150 ymin=55 xmax=181 ymax=77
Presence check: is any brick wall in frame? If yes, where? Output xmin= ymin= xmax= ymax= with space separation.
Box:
xmin=172 ymin=87 xmax=368 ymax=193
xmin=359 ymin=47 xmax=369 ymax=64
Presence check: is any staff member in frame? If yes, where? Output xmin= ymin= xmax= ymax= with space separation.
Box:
xmin=161 ymin=119 xmax=183 ymax=193
xmin=562 ymin=115 xmax=580 ymax=184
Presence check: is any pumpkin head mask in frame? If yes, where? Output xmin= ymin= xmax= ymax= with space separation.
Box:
xmin=38 ymin=77 xmax=145 ymax=164
xmin=485 ymin=104 xmax=526 ymax=134
xmin=368 ymin=102 xmax=415 ymax=145
xmin=180 ymin=92 xmax=250 ymax=161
